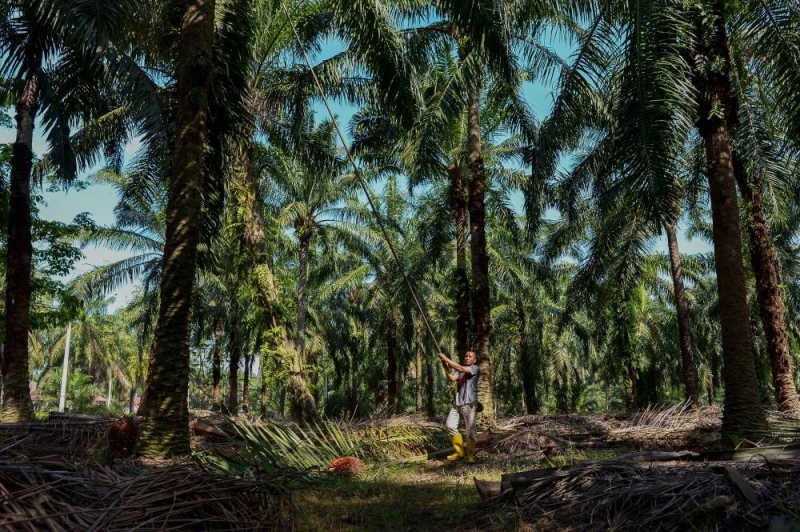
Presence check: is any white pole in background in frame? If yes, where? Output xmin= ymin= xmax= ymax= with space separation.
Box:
xmin=107 ymin=373 xmax=113 ymax=409
xmin=58 ymin=322 xmax=72 ymax=413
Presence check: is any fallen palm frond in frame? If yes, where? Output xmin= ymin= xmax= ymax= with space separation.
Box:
xmin=498 ymin=457 xmax=800 ymax=531
xmin=196 ymin=414 xmax=451 ymax=477
xmin=0 ymin=456 xmax=291 ymax=531
xmin=196 ymin=417 xmax=385 ymax=480
xmin=355 ymin=414 xmax=445 ymax=458
xmin=623 ymin=401 xmax=695 ymax=430
xmin=0 ymin=415 xmax=123 ymax=460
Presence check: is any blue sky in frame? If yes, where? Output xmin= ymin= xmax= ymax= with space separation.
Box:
xmin=1 ymin=28 xmax=712 ymax=311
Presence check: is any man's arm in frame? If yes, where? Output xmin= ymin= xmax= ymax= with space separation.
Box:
xmin=438 ymin=353 xmax=474 ymax=375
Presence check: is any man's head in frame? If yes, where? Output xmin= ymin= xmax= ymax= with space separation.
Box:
xmin=464 ymin=351 xmax=477 ymax=365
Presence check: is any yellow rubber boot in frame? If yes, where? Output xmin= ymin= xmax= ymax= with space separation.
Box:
xmin=447 ymin=434 xmax=464 ymax=460
xmin=466 ymin=438 xmax=477 ymax=464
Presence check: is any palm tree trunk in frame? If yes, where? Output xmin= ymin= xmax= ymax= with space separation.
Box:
xmin=0 ymin=278 xmax=6 ymax=395
xmin=239 ymin=152 xmax=318 ymax=424
xmin=228 ymin=297 xmax=240 ymax=414
xmin=387 ymin=309 xmax=398 ymax=414
xmin=211 ymin=317 xmax=223 ymax=408
xmin=1 ymin=76 xmax=39 ymax=422
xmin=466 ymin=77 xmax=494 ymax=427
xmin=703 ymin=124 xmax=767 ymax=439
xmin=425 ymin=355 xmax=435 ymax=418
xmin=242 ymin=351 xmax=251 ymax=413
xmin=734 ymin=158 xmax=800 ymax=417
xmin=515 ymin=301 xmax=538 ymax=414
xmin=415 ymin=313 xmax=423 ymax=412
xmin=138 ymin=0 xmax=215 ymax=457
xmin=447 ymin=163 xmax=470 ymax=357
xmin=260 ymin=356 xmax=268 ymax=416
xmin=620 ymin=332 xmax=636 ymax=411
xmin=665 ymin=221 xmax=700 ymax=406
xmin=297 ymin=226 xmax=312 ymax=362
xmin=692 ymin=3 xmax=768 ymax=442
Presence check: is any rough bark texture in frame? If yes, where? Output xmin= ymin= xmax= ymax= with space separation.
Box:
xmin=227 ymin=296 xmax=240 ymax=414
xmin=260 ymin=358 xmax=268 ymax=416
xmin=1 ymin=76 xmax=38 ymax=422
xmin=211 ymin=318 xmax=222 ymax=407
xmin=238 ymin=147 xmax=318 ymax=425
xmin=466 ymin=81 xmax=494 ymax=428
xmin=138 ymin=0 xmax=214 ymax=457
xmin=387 ymin=309 xmax=398 ymax=413
xmin=515 ymin=301 xmax=538 ymax=414
xmin=296 ymin=222 xmax=312 ymax=362
xmin=242 ymin=352 xmax=251 ymax=413
xmin=623 ymin=349 xmax=636 ymax=411
xmin=735 ymin=161 xmax=800 ymax=417
xmin=692 ymin=3 xmax=768 ymax=442
xmin=665 ymin=221 xmax=700 ymax=406
xmin=425 ymin=356 xmax=435 ymax=418
xmin=447 ymin=163 xmax=471 ymax=359
xmin=703 ymin=124 xmax=767 ymax=440
xmin=415 ymin=313 xmax=423 ymax=412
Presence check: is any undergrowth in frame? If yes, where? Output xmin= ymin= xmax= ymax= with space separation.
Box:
xmin=194 ymin=416 xmax=621 ymax=531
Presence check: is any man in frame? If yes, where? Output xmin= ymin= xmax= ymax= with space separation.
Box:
xmin=438 ymin=350 xmax=480 ymax=463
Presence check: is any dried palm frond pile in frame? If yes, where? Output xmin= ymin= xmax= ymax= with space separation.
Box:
xmin=494 ymin=450 xmax=800 ymax=532
xmin=0 ymin=415 xmax=125 ymax=459
xmin=607 ymin=403 xmax=721 ymax=449
xmin=500 ymin=457 xmax=800 ymax=531
xmin=492 ymin=405 xmax=724 ymax=455
xmin=0 ymin=456 xmax=291 ymax=531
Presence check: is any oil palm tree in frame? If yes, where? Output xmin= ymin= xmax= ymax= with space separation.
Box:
xmin=532 ymin=0 xmax=782 ymax=439
xmin=0 ymin=0 xmax=135 ymax=421
xmin=137 ymin=0 xmax=253 ymax=457
xmin=265 ymin=120 xmax=358 ymax=365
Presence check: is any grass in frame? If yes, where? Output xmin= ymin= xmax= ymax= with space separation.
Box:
xmin=290 ymin=447 xmax=621 ymax=531
xmin=195 ymin=415 xmax=639 ymax=531
xmin=294 ymin=460 xmax=504 ymax=531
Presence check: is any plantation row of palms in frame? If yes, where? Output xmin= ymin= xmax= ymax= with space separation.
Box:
xmin=1 ymin=0 xmax=799 ymax=458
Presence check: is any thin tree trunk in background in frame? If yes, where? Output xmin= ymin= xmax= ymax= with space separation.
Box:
xmin=735 ymin=158 xmax=800 ymax=417
xmin=211 ymin=317 xmax=223 ymax=408
xmin=692 ymin=3 xmax=768 ymax=442
xmin=228 ymin=296 xmax=240 ymax=415
xmin=425 ymin=355 xmax=435 ymax=418
xmin=0 ymin=278 xmax=5 ymax=395
xmin=296 ymin=226 xmax=312 ymax=363
xmin=387 ymin=309 xmax=398 ymax=414
xmin=260 ymin=356 xmax=268 ymax=416
xmin=623 ymin=346 xmax=636 ymax=411
xmin=465 ymin=76 xmax=494 ymax=428
xmin=515 ymin=301 xmax=538 ymax=414
xmin=415 ymin=313 xmax=423 ymax=412
xmin=138 ymin=0 xmax=214 ymax=457
xmin=242 ymin=351 xmax=251 ymax=413
xmin=1 ymin=76 xmax=38 ymax=422
xmin=447 ymin=163 xmax=470 ymax=359
xmin=665 ymin=221 xmax=700 ymax=406
xmin=238 ymin=145 xmax=318 ymax=425
xmin=130 ymin=343 xmax=140 ymax=413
